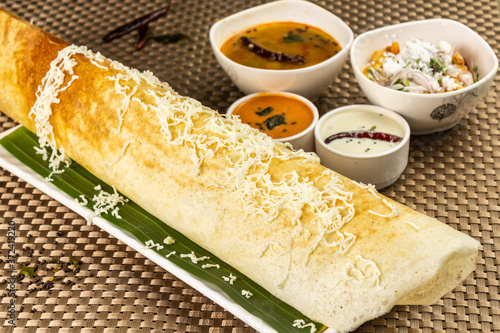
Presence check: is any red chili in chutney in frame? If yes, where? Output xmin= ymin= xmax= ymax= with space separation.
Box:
xmin=231 ymin=93 xmax=314 ymax=139
xmin=220 ymin=22 xmax=342 ymax=70
xmin=324 ymin=130 xmax=403 ymax=144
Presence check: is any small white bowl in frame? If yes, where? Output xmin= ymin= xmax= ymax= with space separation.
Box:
xmin=227 ymin=91 xmax=319 ymax=152
xmin=314 ymin=105 xmax=411 ymax=189
xmin=209 ymin=0 xmax=354 ymax=101
xmin=350 ymin=19 xmax=498 ymax=134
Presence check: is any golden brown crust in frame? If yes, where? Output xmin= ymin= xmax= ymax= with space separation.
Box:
xmin=0 ymin=8 xmax=69 ymax=131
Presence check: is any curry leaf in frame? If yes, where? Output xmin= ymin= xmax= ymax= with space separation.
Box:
xmin=284 ymin=33 xmax=305 ymax=43
xmin=150 ymin=33 xmax=189 ymax=45
xmin=21 ymin=265 xmax=36 ymax=278
xmin=264 ymin=115 xmax=286 ymax=130
xmin=256 ymin=106 xmax=274 ymax=116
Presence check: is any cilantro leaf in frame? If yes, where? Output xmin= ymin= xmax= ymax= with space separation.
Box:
xmin=283 ymin=33 xmax=305 ymax=43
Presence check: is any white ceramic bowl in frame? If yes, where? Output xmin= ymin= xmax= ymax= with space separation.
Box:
xmin=209 ymin=0 xmax=354 ymax=101
xmin=227 ymin=91 xmax=319 ymax=152
xmin=314 ymin=105 xmax=411 ymax=189
xmin=351 ymin=19 xmax=498 ymax=135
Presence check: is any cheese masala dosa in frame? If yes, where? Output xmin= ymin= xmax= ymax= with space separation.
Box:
xmin=0 ymin=8 xmax=480 ymax=332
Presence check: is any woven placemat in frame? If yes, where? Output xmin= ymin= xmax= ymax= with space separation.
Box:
xmin=0 ymin=0 xmax=499 ymax=332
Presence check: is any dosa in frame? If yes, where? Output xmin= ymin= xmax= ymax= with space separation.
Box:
xmin=0 ymin=8 xmax=480 ymax=332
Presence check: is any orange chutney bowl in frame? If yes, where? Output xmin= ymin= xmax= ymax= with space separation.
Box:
xmin=226 ymin=91 xmax=318 ymax=152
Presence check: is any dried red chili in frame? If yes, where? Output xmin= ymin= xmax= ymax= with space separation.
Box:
xmin=103 ymin=2 xmax=171 ymax=43
xmin=240 ymin=36 xmax=306 ymax=65
xmin=135 ymin=24 xmax=149 ymax=50
xmin=324 ymin=130 xmax=403 ymax=144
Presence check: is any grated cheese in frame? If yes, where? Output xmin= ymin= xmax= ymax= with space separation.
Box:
xmin=88 ymin=51 xmax=109 ymax=70
xmin=105 ymin=138 xmax=135 ymax=166
xmin=144 ymin=240 xmax=164 ymax=251
xmin=352 ymin=180 xmax=381 ymax=199
xmin=165 ymin=251 xmax=176 ymax=258
xmin=81 ymin=185 xmax=128 ymax=225
xmin=91 ymin=185 xmax=129 ymax=220
xmin=404 ymin=221 xmax=421 ymax=231
xmin=106 ymin=73 xmax=140 ymax=134
xmin=163 ymin=236 xmax=175 ymax=245
xmin=222 ymin=273 xmax=237 ymax=285
xmin=369 ymin=198 xmax=399 ymax=218
xmin=322 ymin=231 xmax=356 ymax=254
xmin=75 ymin=195 xmax=88 ymax=207
xmin=241 ymin=290 xmax=253 ymax=299
xmin=84 ymin=213 xmax=96 ymax=226
xmin=201 ymin=264 xmax=220 ymax=269
xmin=180 ymin=251 xmax=210 ymax=264
xmin=292 ymin=319 xmax=317 ymax=333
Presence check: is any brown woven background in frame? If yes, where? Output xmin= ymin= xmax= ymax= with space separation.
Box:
xmin=0 ymin=0 xmax=499 ymax=332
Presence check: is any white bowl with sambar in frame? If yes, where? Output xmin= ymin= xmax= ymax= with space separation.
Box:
xmin=209 ymin=0 xmax=354 ymax=101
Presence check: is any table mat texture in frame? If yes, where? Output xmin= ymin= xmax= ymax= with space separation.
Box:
xmin=0 ymin=0 xmax=499 ymax=332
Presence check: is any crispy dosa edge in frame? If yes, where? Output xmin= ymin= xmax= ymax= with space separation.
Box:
xmin=0 ymin=8 xmax=481 ymax=332
xmin=0 ymin=8 xmax=68 ymax=131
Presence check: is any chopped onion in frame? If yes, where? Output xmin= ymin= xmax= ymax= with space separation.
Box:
xmin=387 ymin=70 xmax=403 ymax=86
xmin=370 ymin=69 xmax=383 ymax=85
xmin=459 ymin=72 xmax=474 ymax=86
xmin=407 ymin=71 xmax=435 ymax=94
